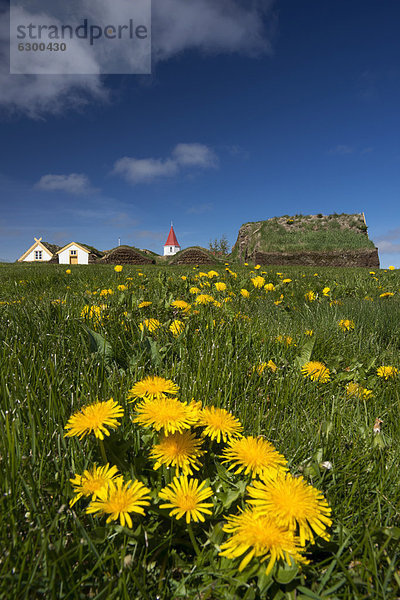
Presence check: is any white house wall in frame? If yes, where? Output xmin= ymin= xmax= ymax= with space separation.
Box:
xmin=23 ymin=245 xmax=53 ymax=262
xmin=164 ymin=245 xmax=180 ymax=256
xmin=58 ymin=245 xmax=89 ymax=264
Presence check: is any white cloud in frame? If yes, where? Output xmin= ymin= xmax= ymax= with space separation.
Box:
xmin=172 ymin=143 xmax=218 ymax=168
xmin=35 ymin=173 xmax=96 ymax=194
xmin=328 ymin=145 xmax=354 ymax=155
xmin=113 ymin=143 xmax=218 ymax=184
xmin=152 ymin=0 xmax=275 ymax=61
xmin=377 ymin=240 xmax=400 ymax=254
xmin=0 ymin=0 xmax=276 ymax=117
xmin=186 ymin=202 xmax=213 ymax=215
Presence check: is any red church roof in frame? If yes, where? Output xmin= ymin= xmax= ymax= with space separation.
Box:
xmin=164 ymin=225 xmax=180 ymax=247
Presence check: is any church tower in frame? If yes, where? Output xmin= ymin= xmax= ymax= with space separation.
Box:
xmin=163 ymin=224 xmax=181 ymax=256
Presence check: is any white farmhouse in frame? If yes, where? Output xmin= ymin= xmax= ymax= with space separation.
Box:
xmin=57 ymin=242 xmax=91 ymax=265
xmin=163 ymin=225 xmax=181 ymax=256
xmin=18 ymin=237 xmax=58 ymax=262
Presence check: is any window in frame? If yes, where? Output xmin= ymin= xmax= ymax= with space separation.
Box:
xmin=170 ymin=247 xmax=173 ymax=252
xmin=34 ymin=250 xmax=42 ymax=260
xmin=70 ymin=250 xmax=77 ymax=255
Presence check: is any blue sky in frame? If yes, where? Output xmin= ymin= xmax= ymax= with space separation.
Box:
xmin=0 ymin=0 xmax=399 ymax=266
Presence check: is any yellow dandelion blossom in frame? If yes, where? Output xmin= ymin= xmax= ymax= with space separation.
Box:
xmin=99 ymin=288 xmax=113 ymax=297
xmin=264 ymin=283 xmax=275 ymax=292
xmin=128 ymin=375 xmax=179 ymax=402
xmin=251 ymin=276 xmax=266 ymax=289
xmin=139 ymin=318 xmax=161 ymax=333
xmin=150 ymin=431 xmax=205 ymax=475
xmin=301 ymin=361 xmax=330 ymax=383
xmin=69 ymin=463 xmax=119 ymax=507
xmin=346 ymin=382 xmax=373 ymax=399
xmin=133 ymin=396 xmax=199 ymax=435
xmin=254 ymin=265 xmax=261 ymax=270
xmin=114 ymin=265 xmax=123 ymax=272
xmin=195 ymin=294 xmax=215 ymax=305
xmin=377 ymin=365 xmax=398 ymax=380
xmin=304 ymin=329 xmax=314 ymax=336
xmin=219 ymin=508 xmax=306 ymax=575
xmin=171 ymin=300 xmax=191 ymax=312
xmin=214 ymin=282 xmax=227 ymax=292
xmin=240 ymin=289 xmax=250 ymax=298
xmin=221 ymin=436 xmax=287 ymax=479
xmin=389 ymin=266 xmax=395 ymax=270
xmin=81 ymin=305 xmax=106 ymax=321
xmin=282 ymin=278 xmax=292 ymax=284
xmin=304 ymin=291 xmax=316 ymax=302
xmin=169 ymin=319 xmax=185 ymax=336
xmin=329 ymin=299 xmax=342 ymax=306
xmin=275 ymin=335 xmax=296 ymax=347
xmin=253 ymin=362 xmax=267 ymax=376
xmin=86 ymin=477 xmax=150 ymax=527
xmin=267 ymin=359 xmax=277 ymax=372
xmin=379 ymin=292 xmax=394 ymax=298
xmin=247 ymin=473 xmax=332 ymax=546
xmin=64 ymin=399 xmax=123 ymax=440
xmin=65 ymin=269 xmax=71 ymax=274
xmin=338 ymin=319 xmax=355 ymax=332
xmin=207 ymin=270 xmax=219 ymax=278
xmin=198 ymin=406 xmax=243 ymax=443
xmin=117 ymin=284 xmax=128 ymax=291
xmin=189 ymin=287 xmax=201 ymax=294
xmin=138 ymin=301 xmax=152 ymax=308
xmin=159 ymin=475 xmax=213 ymax=523
xmin=322 ymin=287 xmax=330 ymax=296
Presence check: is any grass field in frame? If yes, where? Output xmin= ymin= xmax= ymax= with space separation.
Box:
xmin=1 ymin=262 xmax=399 ymax=599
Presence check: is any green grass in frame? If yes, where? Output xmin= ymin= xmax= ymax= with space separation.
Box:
xmin=1 ymin=262 xmax=400 ymax=599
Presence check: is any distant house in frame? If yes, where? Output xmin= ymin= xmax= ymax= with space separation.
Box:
xmin=18 ymin=237 xmax=60 ymax=262
xmin=163 ymin=225 xmax=181 ymax=256
xmin=56 ymin=242 xmax=102 ymax=265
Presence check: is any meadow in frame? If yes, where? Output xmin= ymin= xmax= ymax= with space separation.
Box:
xmin=0 ymin=262 xmax=399 ymax=599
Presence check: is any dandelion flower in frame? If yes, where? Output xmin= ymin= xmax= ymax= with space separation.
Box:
xmin=251 ymin=276 xmax=266 ymax=289
xmin=133 ymin=396 xmax=199 ymax=435
xmin=138 ymin=301 xmax=152 ymax=308
xmin=267 ymin=359 xmax=278 ymax=372
xmin=221 ymin=436 xmax=287 ymax=479
xmin=114 ymin=265 xmax=123 ymax=272
xmin=195 ymin=294 xmax=215 ymax=305
xmin=69 ymin=463 xmax=119 ymax=507
xmin=171 ymin=300 xmax=191 ymax=312
xmin=275 ymin=335 xmax=295 ymax=347
xmin=117 ymin=284 xmax=128 ymax=292
xmin=219 ymin=508 xmax=305 ymax=575
xmin=240 ymin=289 xmax=250 ymax=298
xmin=264 ymin=283 xmax=275 ymax=292
xmin=338 ymin=319 xmax=355 ymax=332
xmin=189 ymin=287 xmax=200 ymax=294
xmin=247 ymin=473 xmax=332 ymax=546
xmin=198 ymin=406 xmax=243 ymax=443
xmin=304 ymin=329 xmax=314 ymax=336
xmin=207 ymin=270 xmax=219 ymax=278
xmin=65 ymin=269 xmax=71 ymax=274
xmin=139 ymin=318 xmax=161 ymax=333
xmin=379 ymin=292 xmax=394 ymax=298
xmin=377 ymin=365 xmax=398 ymax=380
xmin=346 ymin=382 xmax=373 ymax=399
xmin=169 ymin=319 xmax=185 ymax=336
xmin=159 ymin=475 xmax=213 ymax=523
xmin=322 ymin=287 xmax=330 ymax=296
xmin=150 ymin=431 xmax=205 ymax=475
xmin=214 ymin=282 xmax=227 ymax=292
xmin=389 ymin=266 xmax=395 ymax=270
xmin=301 ymin=361 xmax=330 ymax=383
xmin=253 ymin=362 xmax=267 ymax=376
xmin=128 ymin=375 xmax=179 ymax=402
xmin=87 ymin=477 xmax=150 ymax=527
xmin=64 ymin=399 xmax=123 ymax=440
xmin=282 ymin=278 xmax=292 ymax=284
xmin=304 ymin=291 xmax=316 ymax=302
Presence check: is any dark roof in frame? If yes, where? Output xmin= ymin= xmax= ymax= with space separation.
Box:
xmin=41 ymin=242 xmax=61 ymax=255
xmin=76 ymin=243 xmax=103 ymax=257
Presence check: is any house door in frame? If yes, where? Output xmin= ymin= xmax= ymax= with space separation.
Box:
xmin=70 ymin=255 xmax=78 ymax=264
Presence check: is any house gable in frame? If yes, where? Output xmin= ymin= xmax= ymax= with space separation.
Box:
xmin=18 ymin=237 xmax=54 ymax=262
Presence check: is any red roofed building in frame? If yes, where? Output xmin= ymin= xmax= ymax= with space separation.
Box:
xmin=164 ymin=224 xmax=181 ymax=256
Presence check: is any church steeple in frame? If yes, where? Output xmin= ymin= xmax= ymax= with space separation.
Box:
xmin=163 ymin=225 xmax=181 ymax=256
